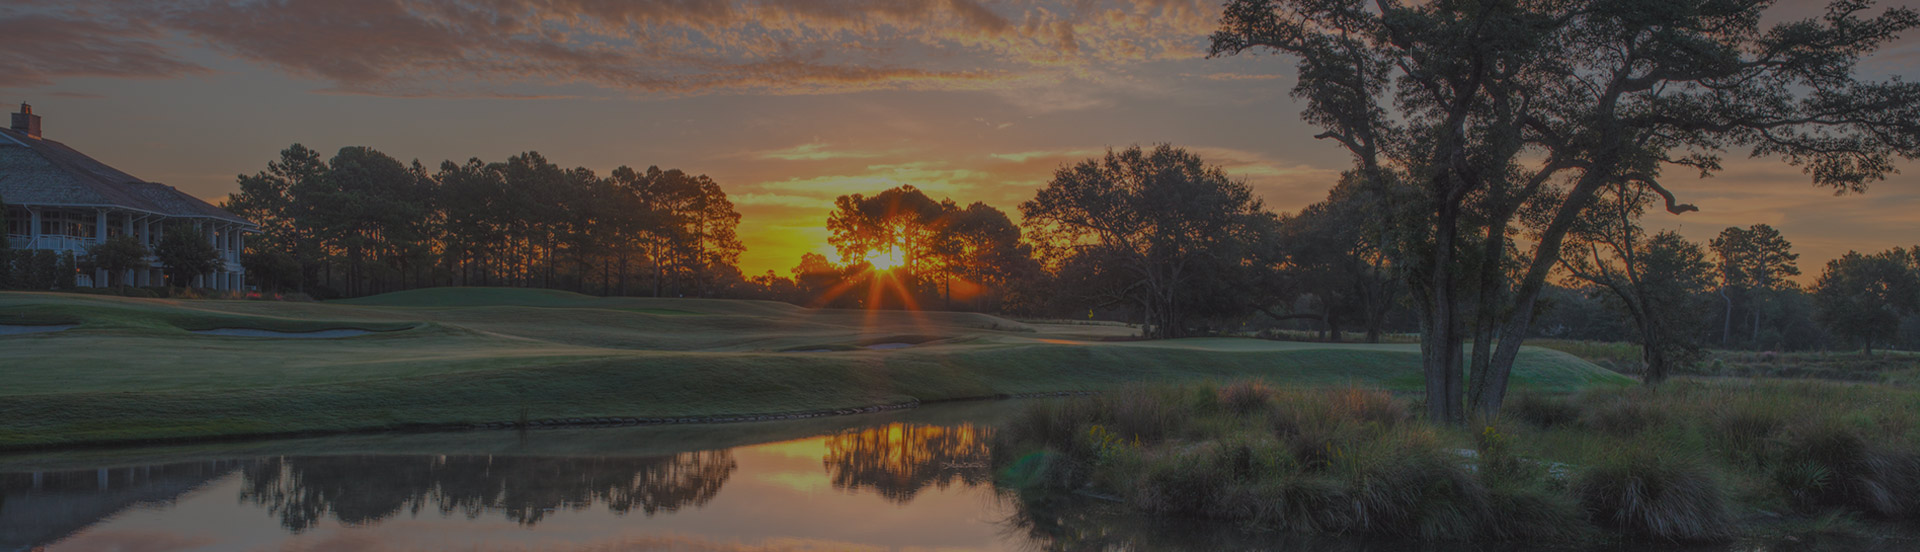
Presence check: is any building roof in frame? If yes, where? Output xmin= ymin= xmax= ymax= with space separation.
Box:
xmin=0 ymin=126 xmax=251 ymax=225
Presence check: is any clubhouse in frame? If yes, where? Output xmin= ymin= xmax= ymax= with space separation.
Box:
xmin=1 ymin=104 xmax=253 ymax=289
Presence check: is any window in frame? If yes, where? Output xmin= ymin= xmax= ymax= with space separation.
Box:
xmin=38 ymin=210 xmax=101 ymax=238
xmin=4 ymin=207 xmax=26 ymax=236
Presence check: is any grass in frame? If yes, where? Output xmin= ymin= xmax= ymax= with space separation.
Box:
xmin=993 ymin=378 xmax=1920 ymax=543
xmin=1528 ymin=339 xmax=1920 ymax=387
xmin=0 ymin=288 xmax=1626 ymax=449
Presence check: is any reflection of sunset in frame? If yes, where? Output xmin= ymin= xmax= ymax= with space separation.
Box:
xmin=822 ymin=423 xmax=992 ymax=504
xmin=27 ymin=419 xmax=1027 ymax=551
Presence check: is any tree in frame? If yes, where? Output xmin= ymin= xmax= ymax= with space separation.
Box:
xmin=155 ymin=223 xmax=221 ymax=288
xmin=1213 ymin=0 xmax=1920 ymax=423
xmin=1561 ymin=182 xmax=1714 ymax=383
xmin=1709 ymin=224 xmax=1802 ymax=348
xmin=85 ymin=235 xmax=149 ymax=288
xmin=1813 ymin=248 xmax=1920 ymax=354
xmin=1022 ymin=145 xmax=1272 ymax=338
xmin=226 ymin=144 xmax=328 ymax=293
xmin=1257 ymin=175 xmax=1403 ymax=342
xmin=826 ymin=187 xmax=1033 ymax=310
xmin=828 ymin=185 xmax=950 ymax=275
xmin=933 ymin=202 xmax=1035 ymax=310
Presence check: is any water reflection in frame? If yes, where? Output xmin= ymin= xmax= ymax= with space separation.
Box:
xmin=824 ymin=422 xmax=991 ymax=503
xmin=237 ymin=451 xmax=736 ymax=530
xmin=4 ymin=406 xmax=1908 ymax=551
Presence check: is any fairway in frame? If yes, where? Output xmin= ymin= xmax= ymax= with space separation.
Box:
xmin=0 ymin=288 xmax=1630 ymax=449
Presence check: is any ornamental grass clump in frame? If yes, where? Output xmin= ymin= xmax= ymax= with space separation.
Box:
xmin=1501 ymin=392 xmax=1580 ymax=429
xmin=1773 ymin=419 xmax=1920 ymax=518
xmin=1570 ymin=448 xmax=1733 ymax=542
xmin=996 ymin=379 xmax=1920 ymax=543
xmin=994 ymin=383 xmax=1586 ymax=541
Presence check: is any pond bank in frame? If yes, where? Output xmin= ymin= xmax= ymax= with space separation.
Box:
xmin=991 ymin=379 xmax=1920 ymax=546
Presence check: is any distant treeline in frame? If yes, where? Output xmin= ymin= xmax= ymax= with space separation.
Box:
xmin=225 ymin=145 xmax=744 ymax=298
xmin=13 ymin=141 xmax=1914 ymax=357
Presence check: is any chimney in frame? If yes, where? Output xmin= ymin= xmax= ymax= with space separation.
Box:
xmin=11 ymin=103 xmax=41 ymax=139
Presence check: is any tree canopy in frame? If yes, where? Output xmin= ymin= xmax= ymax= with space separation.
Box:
xmin=1814 ymin=247 xmax=1920 ymax=354
xmin=85 ymin=235 xmax=149 ymax=288
xmin=225 ymin=145 xmax=743 ymax=298
xmin=1562 ymin=182 xmax=1716 ymax=383
xmin=1021 ymin=145 xmax=1273 ymax=338
xmin=155 ymin=223 xmax=221 ymax=288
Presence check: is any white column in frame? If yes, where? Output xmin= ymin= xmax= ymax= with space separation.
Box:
xmin=93 ymin=210 xmax=108 ymax=287
xmin=121 ymin=214 xmax=135 ymax=285
xmin=27 ymin=207 xmax=39 ymax=248
xmin=237 ymin=231 xmax=247 ymax=289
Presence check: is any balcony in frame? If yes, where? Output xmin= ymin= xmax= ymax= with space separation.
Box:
xmin=6 ymin=234 xmax=96 ymax=254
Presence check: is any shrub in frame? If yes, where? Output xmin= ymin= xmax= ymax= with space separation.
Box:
xmin=1328 ymin=386 xmax=1408 ymax=427
xmin=1097 ymin=385 xmax=1188 ymax=444
xmin=1327 ymin=428 xmax=1488 ymax=539
xmin=1577 ymin=391 xmax=1666 ymax=436
xmin=1571 ymin=449 xmax=1732 ymax=541
xmin=1216 ymin=379 xmax=1276 ymax=414
xmin=1774 ymin=420 xmax=1920 ymax=518
xmin=1503 ymin=392 xmax=1579 ymax=429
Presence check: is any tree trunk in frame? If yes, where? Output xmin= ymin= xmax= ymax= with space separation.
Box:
xmin=1422 ymin=206 xmax=1465 ymax=425
xmin=1636 ymin=303 xmax=1668 ymax=384
xmin=1477 ymin=178 xmax=1607 ymax=420
xmin=1466 ymin=220 xmax=1507 ymax=411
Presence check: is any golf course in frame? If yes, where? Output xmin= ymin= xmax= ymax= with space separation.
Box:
xmin=0 ymin=288 xmax=1630 ymax=449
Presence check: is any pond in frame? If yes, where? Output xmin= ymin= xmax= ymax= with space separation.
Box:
xmin=0 ymin=402 xmax=1912 ymax=552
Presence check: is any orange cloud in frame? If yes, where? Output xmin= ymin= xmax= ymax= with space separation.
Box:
xmin=6 ymin=0 xmax=1221 ymax=100
xmin=751 ymin=143 xmax=897 ymax=161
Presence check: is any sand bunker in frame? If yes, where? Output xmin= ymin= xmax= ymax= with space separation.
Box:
xmin=192 ymin=328 xmax=378 ymax=339
xmin=0 ymin=324 xmax=76 ymax=336
xmin=863 ymin=343 xmax=915 ymax=350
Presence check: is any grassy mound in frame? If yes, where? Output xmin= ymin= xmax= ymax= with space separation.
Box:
xmin=0 ymin=288 xmax=1627 ymax=449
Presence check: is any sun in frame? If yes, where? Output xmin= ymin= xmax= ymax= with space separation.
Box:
xmin=868 ymin=246 xmax=905 ymax=271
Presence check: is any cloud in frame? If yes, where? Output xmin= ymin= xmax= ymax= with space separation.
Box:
xmin=988 ymin=148 xmax=1102 ymax=163
xmin=730 ymin=192 xmax=837 ymax=208
xmin=1191 ymin=72 xmax=1286 ymax=81
xmin=4 ymin=0 xmax=1223 ymax=102
xmin=0 ymin=12 xmax=211 ymax=87
xmin=752 ymin=143 xmax=896 ymax=161
xmin=754 ymin=162 xmax=991 ymax=197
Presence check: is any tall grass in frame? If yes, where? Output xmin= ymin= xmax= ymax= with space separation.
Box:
xmin=995 ymin=381 xmax=1584 ymax=541
xmin=996 ymin=378 xmax=1920 ymax=543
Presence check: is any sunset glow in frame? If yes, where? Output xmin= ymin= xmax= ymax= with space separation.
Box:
xmin=1 ymin=0 xmax=1914 ymax=280
xmin=867 ymin=246 xmax=906 ymax=272
xmin=8 ymin=1 xmax=1920 ymax=548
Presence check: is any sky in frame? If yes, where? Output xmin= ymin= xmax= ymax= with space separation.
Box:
xmin=2 ymin=0 xmax=1916 ymax=280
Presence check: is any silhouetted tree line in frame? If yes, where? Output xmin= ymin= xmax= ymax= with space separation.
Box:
xmin=225 ymin=145 xmax=744 ymax=299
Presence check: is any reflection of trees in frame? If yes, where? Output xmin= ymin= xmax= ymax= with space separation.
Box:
xmin=239 ymin=451 xmax=734 ymax=531
xmin=823 ymin=422 xmax=990 ymax=503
